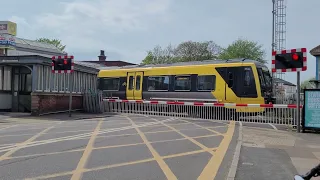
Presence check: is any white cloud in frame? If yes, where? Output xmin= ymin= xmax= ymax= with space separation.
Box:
xmin=22 ymin=0 xmax=172 ymax=61
xmin=35 ymin=0 xmax=172 ymax=32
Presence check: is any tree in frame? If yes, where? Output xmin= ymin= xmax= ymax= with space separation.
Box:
xmin=36 ymin=38 xmax=66 ymax=51
xmin=141 ymin=41 xmax=222 ymax=65
xmin=301 ymin=77 xmax=316 ymax=90
xmin=218 ymin=38 xmax=266 ymax=63
xmin=174 ymin=41 xmax=221 ymax=62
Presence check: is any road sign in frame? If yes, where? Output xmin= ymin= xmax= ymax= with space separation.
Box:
xmin=271 ymin=48 xmax=307 ymax=73
xmin=51 ymin=55 xmax=74 ymax=73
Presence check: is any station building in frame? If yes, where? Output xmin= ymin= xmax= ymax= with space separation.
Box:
xmin=0 ymin=38 xmax=104 ymax=115
xmin=0 ymin=21 xmax=137 ymax=115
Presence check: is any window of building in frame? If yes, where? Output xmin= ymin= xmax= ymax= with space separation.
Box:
xmin=100 ymin=78 xmax=120 ymax=91
xmin=197 ymin=75 xmax=215 ymax=91
xmin=175 ymin=76 xmax=191 ymax=91
xmin=148 ymin=76 xmax=169 ymax=91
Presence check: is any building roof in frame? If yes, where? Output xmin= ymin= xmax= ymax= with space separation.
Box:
xmin=310 ymin=45 xmax=320 ymax=56
xmin=81 ymin=60 xmax=136 ymax=67
xmin=15 ymin=37 xmax=65 ymax=55
xmin=274 ymin=78 xmax=296 ymax=86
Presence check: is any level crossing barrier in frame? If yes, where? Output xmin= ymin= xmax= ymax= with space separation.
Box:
xmin=102 ymin=99 xmax=302 ymax=126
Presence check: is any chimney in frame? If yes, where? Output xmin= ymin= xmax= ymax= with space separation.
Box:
xmin=98 ymin=50 xmax=107 ymax=61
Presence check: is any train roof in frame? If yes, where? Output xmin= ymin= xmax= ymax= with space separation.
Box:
xmin=99 ymin=59 xmax=267 ymax=71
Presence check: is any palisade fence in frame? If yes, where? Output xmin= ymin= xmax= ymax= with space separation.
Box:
xmin=82 ymin=90 xmax=104 ymax=113
xmin=83 ymin=90 xmax=303 ymax=126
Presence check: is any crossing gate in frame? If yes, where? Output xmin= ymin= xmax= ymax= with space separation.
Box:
xmin=102 ymin=99 xmax=302 ymax=126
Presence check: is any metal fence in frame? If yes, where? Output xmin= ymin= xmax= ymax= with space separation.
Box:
xmin=102 ymin=99 xmax=302 ymax=126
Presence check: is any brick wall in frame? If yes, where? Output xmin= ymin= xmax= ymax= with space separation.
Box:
xmin=31 ymin=92 xmax=83 ymax=116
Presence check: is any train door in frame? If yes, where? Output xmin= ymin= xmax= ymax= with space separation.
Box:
xmin=126 ymin=72 xmax=143 ymax=100
xmin=216 ymin=67 xmax=241 ymax=103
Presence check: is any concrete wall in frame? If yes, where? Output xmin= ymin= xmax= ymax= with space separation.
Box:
xmin=31 ymin=92 xmax=83 ymax=116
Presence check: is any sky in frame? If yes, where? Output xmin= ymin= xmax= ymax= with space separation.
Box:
xmin=1 ymin=0 xmax=319 ymax=84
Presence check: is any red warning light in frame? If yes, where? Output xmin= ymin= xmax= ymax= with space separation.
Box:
xmin=64 ymin=60 xmax=68 ymax=65
xmin=292 ymin=53 xmax=299 ymax=61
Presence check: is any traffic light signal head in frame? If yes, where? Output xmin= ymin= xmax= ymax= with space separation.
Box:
xmin=51 ymin=55 xmax=74 ymax=73
xmin=272 ymin=48 xmax=307 ymax=73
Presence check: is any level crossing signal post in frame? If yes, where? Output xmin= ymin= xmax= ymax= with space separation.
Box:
xmin=52 ymin=55 xmax=75 ymax=117
xmin=272 ymin=48 xmax=307 ymax=132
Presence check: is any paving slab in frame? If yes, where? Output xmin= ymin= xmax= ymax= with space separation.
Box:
xmin=235 ymin=146 xmax=297 ymax=180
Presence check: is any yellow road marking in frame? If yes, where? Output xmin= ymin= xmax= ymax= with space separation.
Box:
xmin=151 ymin=118 xmax=215 ymax=155
xmin=126 ymin=116 xmax=177 ymax=180
xmin=71 ymin=120 xmax=102 ymax=180
xmin=25 ymin=171 xmax=74 ymax=180
xmin=0 ymin=126 xmax=54 ymax=160
xmin=162 ymin=148 xmax=217 ymax=159
xmin=198 ymin=121 xmax=235 ymax=180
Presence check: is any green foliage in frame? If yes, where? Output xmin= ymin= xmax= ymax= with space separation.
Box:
xmin=36 ymin=38 xmax=66 ymax=51
xmin=301 ymin=77 xmax=316 ymax=90
xmin=141 ymin=41 xmax=221 ymax=65
xmin=141 ymin=38 xmax=266 ymax=65
xmin=218 ymin=38 xmax=266 ymax=63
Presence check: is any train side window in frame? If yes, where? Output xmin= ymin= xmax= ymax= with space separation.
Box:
xmin=175 ymin=76 xmax=191 ymax=91
xmin=148 ymin=76 xmax=169 ymax=91
xmin=100 ymin=77 xmax=120 ymax=91
xmin=128 ymin=76 xmax=134 ymax=90
xmin=135 ymin=75 xmax=141 ymax=90
xmin=197 ymin=75 xmax=216 ymax=91
xmin=228 ymin=72 xmax=233 ymax=88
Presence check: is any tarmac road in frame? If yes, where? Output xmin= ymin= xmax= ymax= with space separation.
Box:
xmin=0 ymin=114 xmax=239 ymax=180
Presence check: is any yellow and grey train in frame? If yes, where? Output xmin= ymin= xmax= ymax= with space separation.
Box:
xmin=97 ymin=59 xmax=275 ymax=114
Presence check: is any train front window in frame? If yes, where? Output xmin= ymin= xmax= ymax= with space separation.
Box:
xmin=262 ymin=70 xmax=272 ymax=87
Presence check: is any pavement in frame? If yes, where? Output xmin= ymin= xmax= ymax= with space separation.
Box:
xmin=0 ymin=112 xmax=319 ymax=180
xmin=0 ymin=114 xmax=239 ymax=180
xmin=236 ymin=123 xmax=320 ymax=180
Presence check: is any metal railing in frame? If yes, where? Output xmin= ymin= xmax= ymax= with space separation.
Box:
xmin=102 ymin=99 xmax=302 ymax=126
